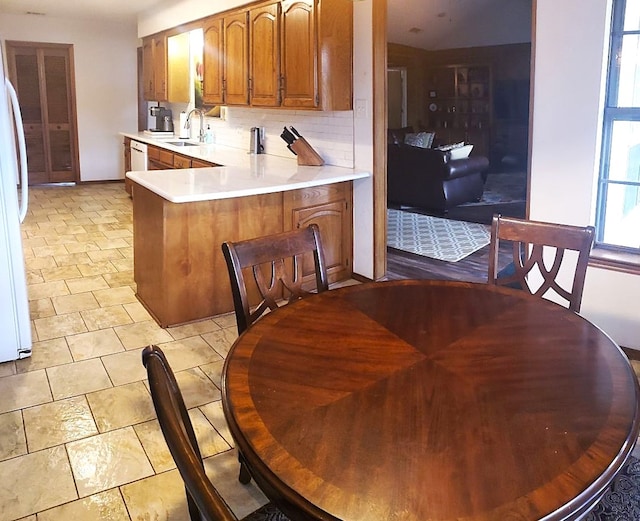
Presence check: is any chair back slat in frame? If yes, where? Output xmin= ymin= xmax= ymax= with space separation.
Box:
xmin=222 ymin=224 xmax=329 ymax=334
xmin=488 ymin=215 xmax=595 ymax=312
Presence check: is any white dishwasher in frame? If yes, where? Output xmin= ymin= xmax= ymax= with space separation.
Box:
xmin=130 ymin=140 xmax=148 ymax=171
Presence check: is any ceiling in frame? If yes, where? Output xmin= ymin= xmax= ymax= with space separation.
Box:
xmin=0 ymin=0 xmax=532 ymax=48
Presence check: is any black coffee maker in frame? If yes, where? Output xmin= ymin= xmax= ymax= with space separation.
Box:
xmin=149 ymin=105 xmax=174 ymax=132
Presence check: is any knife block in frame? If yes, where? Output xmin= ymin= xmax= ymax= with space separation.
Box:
xmin=290 ymin=137 xmax=324 ymax=166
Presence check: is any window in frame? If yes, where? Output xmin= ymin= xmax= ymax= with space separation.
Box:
xmin=597 ymin=0 xmax=640 ymax=252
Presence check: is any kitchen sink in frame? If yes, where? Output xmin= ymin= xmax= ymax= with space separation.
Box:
xmin=167 ymin=141 xmax=200 ymax=147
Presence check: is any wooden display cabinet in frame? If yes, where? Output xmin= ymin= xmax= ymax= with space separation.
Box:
xmin=425 ymin=64 xmax=492 ymax=157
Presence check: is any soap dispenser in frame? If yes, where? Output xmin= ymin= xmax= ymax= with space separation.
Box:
xmin=205 ymin=125 xmax=214 ymax=144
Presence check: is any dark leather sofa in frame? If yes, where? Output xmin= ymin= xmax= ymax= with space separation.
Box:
xmin=387 ymin=129 xmax=490 ymax=212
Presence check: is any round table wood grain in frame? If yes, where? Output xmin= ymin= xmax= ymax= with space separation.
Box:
xmin=221 ymin=280 xmax=640 ymax=521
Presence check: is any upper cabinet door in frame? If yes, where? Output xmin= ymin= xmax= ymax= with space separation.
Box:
xmin=153 ymin=36 xmax=168 ymax=102
xmin=203 ymin=16 xmax=224 ymax=105
xmin=281 ymin=0 xmax=317 ymax=108
xmin=142 ymin=38 xmax=155 ymax=100
xmin=224 ymin=11 xmax=249 ymax=106
xmin=250 ymin=3 xmax=281 ymax=107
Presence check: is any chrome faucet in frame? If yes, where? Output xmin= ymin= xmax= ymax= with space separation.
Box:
xmin=185 ymin=108 xmax=206 ymax=143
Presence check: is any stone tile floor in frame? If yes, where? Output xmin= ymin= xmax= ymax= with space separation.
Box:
xmin=0 ymin=183 xmax=270 ymax=521
xmin=1 ymin=183 xmax=638 ymax=520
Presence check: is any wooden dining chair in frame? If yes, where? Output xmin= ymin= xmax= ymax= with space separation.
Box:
xmin=487 ymin=214 xmax=595 ymax=312
xmin=141 ymin=345 xmax=290 ymax=521
xmin=221 ymin=224 xmax=329 ymax=335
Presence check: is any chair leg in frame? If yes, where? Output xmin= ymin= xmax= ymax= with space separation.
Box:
xmin=238 ymin=452 xmax=252 ymax=484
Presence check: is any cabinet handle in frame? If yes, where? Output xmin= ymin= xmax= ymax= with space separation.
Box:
xmin=248 ymin=77 xmax=252 ymax=94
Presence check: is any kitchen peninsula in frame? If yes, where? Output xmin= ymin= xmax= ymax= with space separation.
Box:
xmin=124 ymin=134 xmax=369 ymax=328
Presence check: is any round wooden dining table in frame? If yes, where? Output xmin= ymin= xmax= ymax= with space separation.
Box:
xmin=221 ymin=280 xmax=640 ymax=521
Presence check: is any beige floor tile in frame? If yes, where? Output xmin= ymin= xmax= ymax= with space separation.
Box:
xmin=134 ymin=408 xmax=231 ymax=474
xmin=212 ymin=312 xmax=238 ymax=330
xmin=114 ymin=320 xmax=174 ymax=350
xmin=0 ymin=410 xmax=27 ymax=462
xmin=200 ymin=401 xmax=234 ymax=447
xmin=204 ymin=450 xmax=268 ymax=519
xmin=201 ymin=327 xmax=239 ymax=358
xmin=94 ymin=237 xmax=129 ymax=250
xmin=22 ymin=236 xmax=48 ymax=249
xmin=24 ymin=255 xmax=57 ymax=270
xmin=36 ymin=489 xmax=130 ymax=521
xmin=47 ymin=359 xmax=112 ymax=400
xmin=102 ymin=270 xmax=134 ymax=288
xmin=92 ymin=286 xmax=137 ymax=307
xmin=66 ymin=328 xmax=125 ymax=361
xmin=53 ymin=252 xmax=93 ymax=267
xmin=51 ymin=292 xmax=100 ymax=315
xmin=27 ymin=280 xmax=69 ymax=301
xmin=87 ymin=249 xmax=124 ymax=263
xmin=158 ymin=336 xmax=223 ymax=372
xmin=110 ymin=258 xmax=134 ymax=272
xmin=120 ymin=469 xmax=190 ymax=521
xmin=167 ymin=319 xmax=221 ymax=341
xmin=80 ymin=305 xmax=133 ymax=332
xmin=64 ymin=241 xmax=100 ymax=254
xmin=28 ymin=297 xmax=55 ymax=320
xmin=101 ymin=349 xmax=147 ymax=386
xmin=86 ymin=381 xmax=155 ymax=433
xmin=174 ymin=367 xmax=221 ymax=409
xmin=32 ymin=244 xmax=70 ymax=257
xmin=0 ymin=370 xmax=52 ymax=414
xmin=0 ymin=445 xmax=77 ymax=520
xmin=200 ymin=359 xmax=224 ymax=390
xmin=90 ymin=216 xmax=119 ymax=225
xmin=76 ymin=261 xmax=118 ymax=277
xmin=40 ymin=265 xmax=83 ymax=282
xmin=23 ymin=396 xmax=98 ymax=452
xmin=15 ymin=337 xmax=73 ymax=374
xmin=34 ymin=311 xmax=88 ymax=341
xmin=0 ymin=361 xmax=16 ymax=378
xmin=25 ymin=270 xmax=44 ymax=285
xmin=118 ymin=246 xmax=133 ymax=258
xmin=67 ymin=427 xmax=154 ymax=497
xmin=103 ymin=229 xmax=132 ymax=239
xmin=66 ymin=275 xmax=109 ymax=294
xmin=122 ymin=301 xmax=152 ymax=322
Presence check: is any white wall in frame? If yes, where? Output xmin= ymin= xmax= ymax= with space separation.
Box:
xmin=0 ymin=14 xmax=140 ymax=182
xmin=530 ymin=0 xmax=640 ymax=348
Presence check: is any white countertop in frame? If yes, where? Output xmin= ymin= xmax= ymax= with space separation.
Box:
xmin=122 ymin=132 xmax=369 ymax=204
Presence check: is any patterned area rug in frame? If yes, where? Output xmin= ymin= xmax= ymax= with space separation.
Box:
xmin=387 ymin=209 xmax=490 ymax=262
xmin=585 ymin=455 xmax=640 ymax=520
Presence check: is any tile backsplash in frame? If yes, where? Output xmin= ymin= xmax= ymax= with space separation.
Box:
xmin=170 ymin=105 xmax=355 ymax=168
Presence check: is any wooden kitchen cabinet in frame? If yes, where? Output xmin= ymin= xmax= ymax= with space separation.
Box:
xmin=281 ymin=0 xmax=352 ymax=110
xmin=146 ymin=144 xmax=217 ymax=171
xmin=132 ymin=180 xmax=353 ymax=327
xmin=224 ymin=11 xmax=250 ymax=105
xmin=202 ymin=16 xmax=224 ymax=105
xmin=142 ymin=33 xmax=168 ymax=101
xmin=198 ymin=0 xmax=352 ymax=110
xmin=284 ymin=182 xmax=352 ymax=283
xmin=250 ymin=2 xmax=281 ymax=107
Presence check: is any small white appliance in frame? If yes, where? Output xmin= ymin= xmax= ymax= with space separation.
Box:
xmin=130 ymin=140 xmax=148 ymax=172
xmin=0 ymin=40 xmax=32 ymax=362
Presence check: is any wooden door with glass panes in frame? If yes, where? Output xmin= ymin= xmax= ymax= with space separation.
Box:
xmin=7 ymin=42 xmax=79 ymax=185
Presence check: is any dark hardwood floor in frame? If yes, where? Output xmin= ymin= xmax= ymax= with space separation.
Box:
xmin=385 ymin=241 xmax=513 ymax=282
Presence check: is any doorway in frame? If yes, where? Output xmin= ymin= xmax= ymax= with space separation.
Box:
xmin=6 ymin=41 xmax=80 ymax=185
xmin=387 ymin=67 xmax=407 ymax=129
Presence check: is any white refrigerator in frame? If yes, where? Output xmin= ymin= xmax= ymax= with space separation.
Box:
xmin=0 ymin=41 xmax=32 ymax=362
